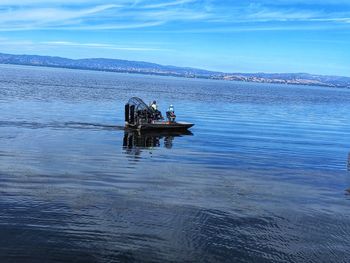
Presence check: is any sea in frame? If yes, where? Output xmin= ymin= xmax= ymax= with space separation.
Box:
xmin=0 ymin=64 xmax=350 ymax=263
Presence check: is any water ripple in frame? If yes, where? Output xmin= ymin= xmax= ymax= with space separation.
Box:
xmin=0 ymin=65 xmax=350 ymax=262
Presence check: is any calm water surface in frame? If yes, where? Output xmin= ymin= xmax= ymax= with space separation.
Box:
xmin=0 ymin=64 xmax=350 ymax=262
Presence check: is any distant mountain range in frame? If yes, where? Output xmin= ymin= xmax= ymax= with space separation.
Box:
xmin=0 ymin=52 xmax=349 ymax=88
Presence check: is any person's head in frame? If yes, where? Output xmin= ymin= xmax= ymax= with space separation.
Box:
xmin=153 ymin=100 xmax=156 ymax=104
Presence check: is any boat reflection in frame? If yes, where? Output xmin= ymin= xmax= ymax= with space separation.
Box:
xmin=123 ymin=130 xmax=193 ymax=156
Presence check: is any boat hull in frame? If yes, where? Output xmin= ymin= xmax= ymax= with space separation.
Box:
xmin=126 ymin=121 xmax=194 ymax=131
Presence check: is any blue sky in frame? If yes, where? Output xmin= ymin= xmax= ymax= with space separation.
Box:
xmin=0 ymin=0 xmax=349 ymax=76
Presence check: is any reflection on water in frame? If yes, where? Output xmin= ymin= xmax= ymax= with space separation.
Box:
xmin=123 ymin=130 xmax=193 ymax=155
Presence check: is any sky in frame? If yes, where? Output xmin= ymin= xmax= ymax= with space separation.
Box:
xmin=0 ymin=0 xmax=349 ymax=76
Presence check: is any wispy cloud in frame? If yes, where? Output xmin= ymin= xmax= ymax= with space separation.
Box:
xmin=0 ymin=38 xmax=169 ymax=52
xmin=0 ymin=0 xmax=209 ymax=31
xmin=41 ymin=41 xmax=169 ymax=51
xmin=207 ymin=3 xmax=350 ymax=24
xmin=0 ymin=5 xmax=120 ymax=23
xmin=144 ymin=0 xmax=196 ymax=9
xmin=0 ymin=0 xmax=349 ymax=31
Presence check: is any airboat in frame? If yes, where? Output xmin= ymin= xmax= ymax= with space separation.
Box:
xmin=124 ymin=97 xmax=194 ymax=131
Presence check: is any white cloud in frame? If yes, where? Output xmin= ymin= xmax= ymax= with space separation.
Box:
xmin=0 ymin=5 xmax=120 ymax=23
xmin=144 ymin=0 xmax=196 ymax=9
xmin=41 ymin=41 xmax=169 ymax=51
xmin=0 ymin=0 xmax=209 ymax=31
xmin=0 ymin=0 xmax=349 ymax=31
xmin=0 ymin=0 xmax=132 ymax=6
xmin=0 ymin=38 xmax=169 ymax=52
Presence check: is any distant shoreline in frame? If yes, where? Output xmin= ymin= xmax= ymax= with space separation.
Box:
xmin=0 ymin=52 xmax=349 ymax=89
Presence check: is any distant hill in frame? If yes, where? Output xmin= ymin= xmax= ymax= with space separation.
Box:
xmin=0 ymin=52 xmax=349 ymax=88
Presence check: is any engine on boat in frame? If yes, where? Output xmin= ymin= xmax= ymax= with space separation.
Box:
xmin=125 ymin=97 xmax=162 ymax=126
